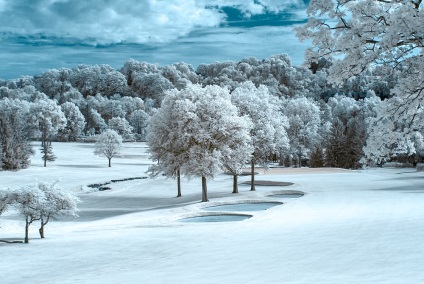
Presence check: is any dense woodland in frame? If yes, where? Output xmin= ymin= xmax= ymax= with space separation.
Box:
xmin=1 ymin=52 xmax=420 ymax=173
xmin=1 ymin=0 xmax=424 ymax=173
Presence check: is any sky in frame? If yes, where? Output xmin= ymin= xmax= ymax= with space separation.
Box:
xmin=0 ymin=0 xmax=311 ymax=79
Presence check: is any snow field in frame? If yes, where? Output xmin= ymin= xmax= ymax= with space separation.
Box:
xmin=1 ymin=142 xmax=424 ymax=283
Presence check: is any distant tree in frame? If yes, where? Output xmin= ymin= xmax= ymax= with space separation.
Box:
xmin=309 ymin=144 xmax=325 ymax=168
xmin=0 ymin=98 xmax=34 ymax=170
xmin=120 ymin=59 xmax=159 ymax=86
xmin=60 ymin=102 xmax=86 ymax=141
xmin=128 ymin=109 xmax=148 ymax=141
xmin=282 ymin=96 xmax=321 ymax=167
xmin=108 ymin=117 xmax=134 ymax=140
xmin=33 ymin=68 xmax=73 ymax=98
xmin=85 ymin=108 xmax=107 ymax=135
xmin=94 ymin=129 xmax=123 ymax=167
xmin=29 ymin=100 xmax=66 ymax=167
xmin=40 ymin=143 xmax=56 ymax=165
xmin=325 ymin=118 xmax=348 ymax=168
xmin=131 ymin=73 xmax=174 ymax=107
xmin=70 ymin=64 xmax=127 ymax=97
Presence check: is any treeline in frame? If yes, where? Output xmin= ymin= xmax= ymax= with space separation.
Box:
xmin=0 ymin=54 xmax=409 ymax=171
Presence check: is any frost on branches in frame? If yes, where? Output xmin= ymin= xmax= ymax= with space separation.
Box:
xmin=231 ymin=82 xmax=289 ymax=191
xmin=94 ymin=129 xmax=123 ymax=167
xmin=297 ymin=0 xmax=424 ymax=162
xmin=147 ymin=84 xmax=253 ymax=201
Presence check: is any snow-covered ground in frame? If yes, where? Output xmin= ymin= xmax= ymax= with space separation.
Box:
xmin=2 ymin=142 xmax=424 ymax=283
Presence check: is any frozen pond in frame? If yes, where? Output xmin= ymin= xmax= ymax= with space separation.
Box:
xmin=180 ymin=214 xmax=252 ymax=223
xmin=205 ymin=202 xmax=283 ymax=212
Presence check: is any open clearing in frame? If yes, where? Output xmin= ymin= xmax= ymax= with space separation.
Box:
xmin=1 ymin=142 xmax=424 ymax=283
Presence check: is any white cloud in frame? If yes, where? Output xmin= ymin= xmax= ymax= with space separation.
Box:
xmin=0 ymin=0 xmax=306 ymax=45
xmin=0 ymin=0 xmax=224 ymax=44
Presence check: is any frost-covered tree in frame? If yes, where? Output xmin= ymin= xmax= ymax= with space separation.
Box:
xmin=282 ymin=96 xmax=321 ymax=167
xmin=326 ymin=95 xmax=377 ymax=168
xmin=146 ymin=100 xmax=190 ymax=197
xmin=70 ymin=64 xmax=127 ymax=97
xmin=29 ymin=100 xmax=66 ymax=167
xmin=131 ymin=73 xmax=174 ymax=107
xmin=108 ymin=117 xmax=134 ymax=140
xmin=222 ymin=127 xmax=254 ymax=194
xmin=231 ymin=82 xmax=289 ymax=191
xmin=33 ymin=68 xmax=73 ymax=98
xmin=85 ymin=108 xmax=107 ymax=135
xmin=13 ymin=185 xmax=46 ymax=243
xmin=60 ymin=102 xmax=86 ymax=141
xmin=0 ymin=188 xmax=16 ymax=216
xmin=0 ymin=98 xmax=34 ymax=170
xmin=94 ymin=129 xmax=123 ymax=167
xmin=148 ymin=84 xmax=253 ymax=201
xmin=363 ymin=97 xmax=421 ymax=165
xmin=36 ymin=181 xmax=79 ymax=238
xmin=128 ymin=109 xmax=148 ymax=141
xmin=297 ymin=0 xmax=424 ymax=143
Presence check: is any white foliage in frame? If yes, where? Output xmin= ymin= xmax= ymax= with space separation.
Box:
xmin=60 ymin=102 xmax=86 ymax=141
xmin=147 ymin=84 xmax=253 ymax=179
xmin=231 ymin=81 xmax=289 ymax=164
xmin=297 ymin=0 xmax=424 ymax=142
xmin=108 ymin=117 xmax=134 ymax=140
xmin=29 ymin=99 xmax=67 ymax=139
xmin=94 ymin=129 xmax=123 ymax=167
xmin=282 ymin=96 xmax=321 ymax=162
xmin=36 ymin=181 xmax=80 ymax=221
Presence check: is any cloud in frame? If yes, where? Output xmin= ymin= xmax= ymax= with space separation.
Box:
xmin=0 ymin=0 xmax=307 ymax=45
xmin=0 ymin=0 xmax=223 ymax=44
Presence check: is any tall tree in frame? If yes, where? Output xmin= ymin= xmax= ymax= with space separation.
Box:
xmin=0 ymin=98 xmax=34 ymax=170
xmin=297 ymin=0 xmax=424 ymax=142
xmin=60 ymin=102 xmax=86 ymax=141
xmin=282 ymin=96 xmax=321 ymax=167
xmin=29 ymin=100 xmax=66 ymax=167
xmin=231 ymin=82 xmax=289 ymax=191
xmin=148 ymin=84 xmax=253 ymax=201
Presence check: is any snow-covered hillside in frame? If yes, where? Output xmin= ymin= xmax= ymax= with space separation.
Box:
xmin=1 ymin=142 xmax=424 ymax=283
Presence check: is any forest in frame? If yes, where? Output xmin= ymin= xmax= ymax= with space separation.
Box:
xmin=1 ymin=0 xmax=424 ymax=175
xmin=0 ymin=53 xmax=421 ymax=173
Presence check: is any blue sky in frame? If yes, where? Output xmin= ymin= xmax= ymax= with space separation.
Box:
xmin=0 ymin=0 xmax=311 ymax=79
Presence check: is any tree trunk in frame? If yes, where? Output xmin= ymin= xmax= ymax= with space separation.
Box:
xmin=108 ymin=158 xmax=111 ymax=167
xmin=42 ymin=129 xmax=48 ymax=167
xmin=39 ymin=225 xmax=44 ymax=239
xmin=177 ymin=168 xmax=182 ymax=197
xmin=201 ymin=176 xmax=208 ymax=202
xmin=250 ymin=160 xmax=256 ymax=191
xmin=25 ymin=217 xmax=30 ymax=244
xmin=232 ymin=174 xmax=238 ymax=194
